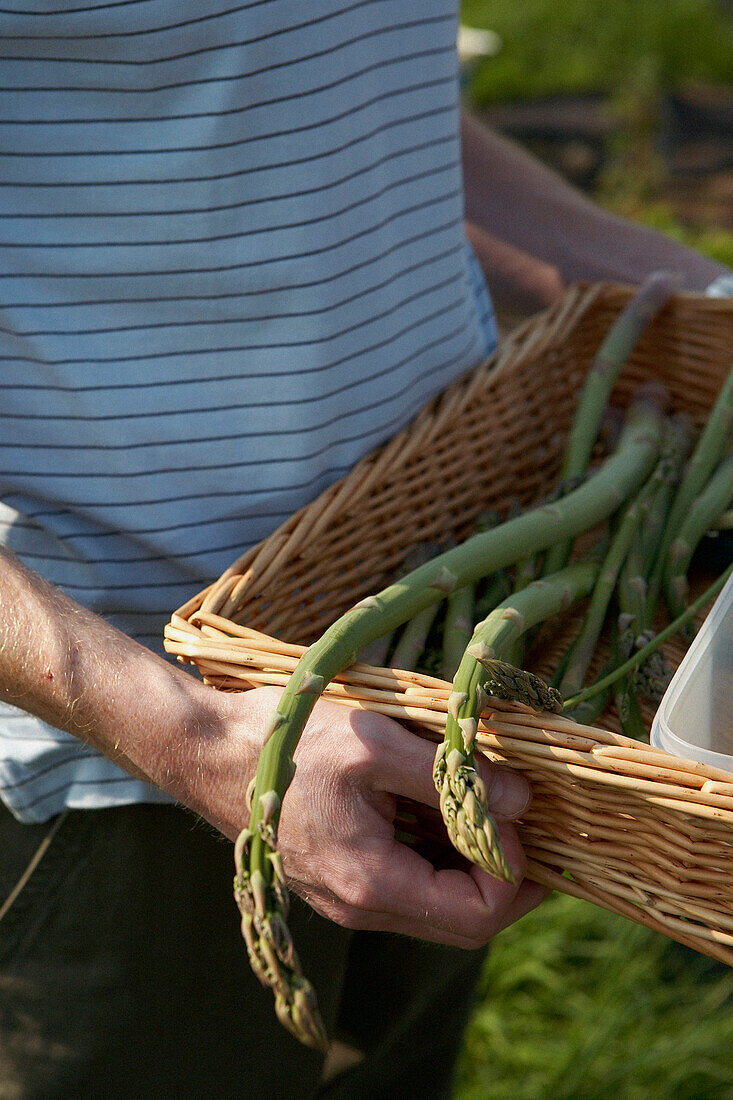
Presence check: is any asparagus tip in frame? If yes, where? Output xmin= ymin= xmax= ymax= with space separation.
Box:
xmin=235 ymin=833 xmax=328 ymax=1051
xmin=433 ymin=746 xmax=514 ymax=882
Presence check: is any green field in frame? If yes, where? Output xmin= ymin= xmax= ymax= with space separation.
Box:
xmin=455 ymin=896 xmax=733 ymax=1098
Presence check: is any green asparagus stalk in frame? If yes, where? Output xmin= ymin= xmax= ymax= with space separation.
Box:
xmin=637 ymin=415 xmax=694 ymax=565
xmin=617 ymin=537 xmax=650 ymax=638
xmin=616 ymin=415 xmax=693 ymax=634
xmin=663 ymin=451 xmax=733 ymax=626
xmin=390 ymin=603 xmax=441 ymax=672
xmin=233 ymin=807 xmax=328 ymax=1049
xmin=474 ymin=569 xmax=513 ymax=621
xmin=509 ymin=481 xmax=590 ymax=671
xmin=565 ymin=681 xmax=612 ymax=725
xmin=608 ymin=417 xmax=692 ymax=714
xmin=543 ymin=271 xmax=678 ymax=577
xmin=515 ymin=477 xmax=588 ymax=598
xmin=598 ymin=405 xmax=626 ymax=456
xmin=613 ymin=675 xmax=648 ymax=739
xmin=357 ymin=543 xmax=441 ymax=666
xmin=563 ymin=562 xmax=733 ymax=712
xmin=441 ymin=582 xmax=476 ymax=680
xmin=556 ymin=456 xmax=667 ymax=699
xmin=647 ymin=364 xmax=733 ymax=619
xmin=472 ymin=511 xmax=512 ymax=623
xmin=513 ymin=554 xmax=540 ymax=592
xmin=499 ymin=500 xmax=536 ymax=595
xmin=564 ymin=419 xmax=685 ymax=724
xmin=236 ymin=394 xmax=661 ymax=1047
xmin=608 ymin=612 xmax=647 ymax=739
xmin=509 ymin=497 xmax=540 ymax=593
xmin=438 ymin=513 xmax=508 ymax=679
xmin=435 ymin=559 xmax=598 ymax=878
xmin=552 ymin=418 xmax=684 ymax=714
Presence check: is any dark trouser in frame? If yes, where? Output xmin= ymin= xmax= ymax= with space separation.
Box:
xmin=0 ymin=803 xmax=486 ymax=1099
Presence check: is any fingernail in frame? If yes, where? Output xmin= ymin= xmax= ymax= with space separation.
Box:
xmin=488 ymin=769 xmax=531 ymax=818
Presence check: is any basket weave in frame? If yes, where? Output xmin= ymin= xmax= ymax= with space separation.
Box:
xmin=166 ymin=282 xmax=733 ymax=966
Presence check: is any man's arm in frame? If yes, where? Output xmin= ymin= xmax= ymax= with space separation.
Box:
xmin=461 ymin=111 xmax=728 ymax=292
xmin=0 ymin=546 xmax=245 ymax=823
xmin=465 ymin=218 xmax=565 ymax=314
xmin=0 ymin=547 xmax=544 ymax=945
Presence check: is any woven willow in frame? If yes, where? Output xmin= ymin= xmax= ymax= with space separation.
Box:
xmin=166 ymin=282 xmax=733 ymax=966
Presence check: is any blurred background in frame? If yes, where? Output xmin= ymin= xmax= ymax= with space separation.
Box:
xmin=453 ymin=4 xmax=733 ymax=1097
xmin=460 ymin=0 xmax=733 ymax=326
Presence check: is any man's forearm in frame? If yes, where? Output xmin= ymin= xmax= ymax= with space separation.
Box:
xmin=0 ymin=547 xmax=251 ymax=818
xmin=461 ymin=111 xmax=727 ymax=290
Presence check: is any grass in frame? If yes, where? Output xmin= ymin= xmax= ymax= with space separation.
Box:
xmin=455 ymin=896 xmax=733 ymax=1099
xmin=461 ymin=0 xmax=733 ymax=105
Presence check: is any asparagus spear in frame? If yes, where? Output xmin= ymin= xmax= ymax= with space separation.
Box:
xmin=436 ymin=558 xmax=598 ymax=878
xmin=357 ymin=543 xmax=441 ymax=666
xmin=637 ymin=415 xmax=694 ymax=565
xmin=543 ymin=271 xmax=678 ymax=578
xmin=438 ymin=514 xmax=506 ymax=680
xmin=556 ymin=455 xmax=668 ymax=699
xmin=647 ymin=364 xmax=733 ymax=619
xmin=562 ymin=562 xmax=733 ymax=712
xmin=472 ymin=511 xmax=513 ymax=626
xmin=613 ymin=676 xmax=648 ymax=739
xmin=562 ymin=423 xmax=692 ymax=729
xmin=503 ymin=500 xmax=537 ymax=594
xmin=390 ymin=603 xmax=441 ymax=672
xmin=565 ymin=681 xmax=612 ymax=725
xmin=609 ymin=612 xmax=648 ymax=740
xmin=236 ymin=394 xmax=661 ymax=1047
xmin=514 ymin=477 xmax=588 ymax=598
xmin=617 ymin=414 xmax=693 ymax=635
xmin=663 ymin=452 xmax=733 ymax=627
xmin=473 ymin=568 xmax=513 ymax=621
xmin=441 ymin=582 xmax=476 ymax=681
xmin=513 ymin=552 xmax=540 ymax=592
xmin=607 ymin=417 xmax=692 ymax=718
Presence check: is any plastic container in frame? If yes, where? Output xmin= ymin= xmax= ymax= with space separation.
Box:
xmin=651 ymin=571 xmax=733 ymax=769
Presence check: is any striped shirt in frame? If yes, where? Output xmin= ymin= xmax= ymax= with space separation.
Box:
xmin=0 ymin=0 xmax=496 ymax=823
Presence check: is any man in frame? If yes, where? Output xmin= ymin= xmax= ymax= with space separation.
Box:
xmin=0 ymin=5 xmax=727 ymax=1097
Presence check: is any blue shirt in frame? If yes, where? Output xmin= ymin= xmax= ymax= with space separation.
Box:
xmin=0 ymin=0 xmax=496 ymax=822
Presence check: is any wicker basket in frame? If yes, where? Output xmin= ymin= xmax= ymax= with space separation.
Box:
xmin=166 ymin=282 xmax=733 ymax=966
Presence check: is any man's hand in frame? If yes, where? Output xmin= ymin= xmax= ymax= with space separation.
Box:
xmin=214 ymin=686 xmax=545 ymax=949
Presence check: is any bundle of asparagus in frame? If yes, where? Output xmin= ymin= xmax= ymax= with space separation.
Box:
xmin=233 ymin=273 xmax=733 ymax=1048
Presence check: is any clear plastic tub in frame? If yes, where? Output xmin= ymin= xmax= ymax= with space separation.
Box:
xmin=651 ymin=571 xmax=733 ymax=769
